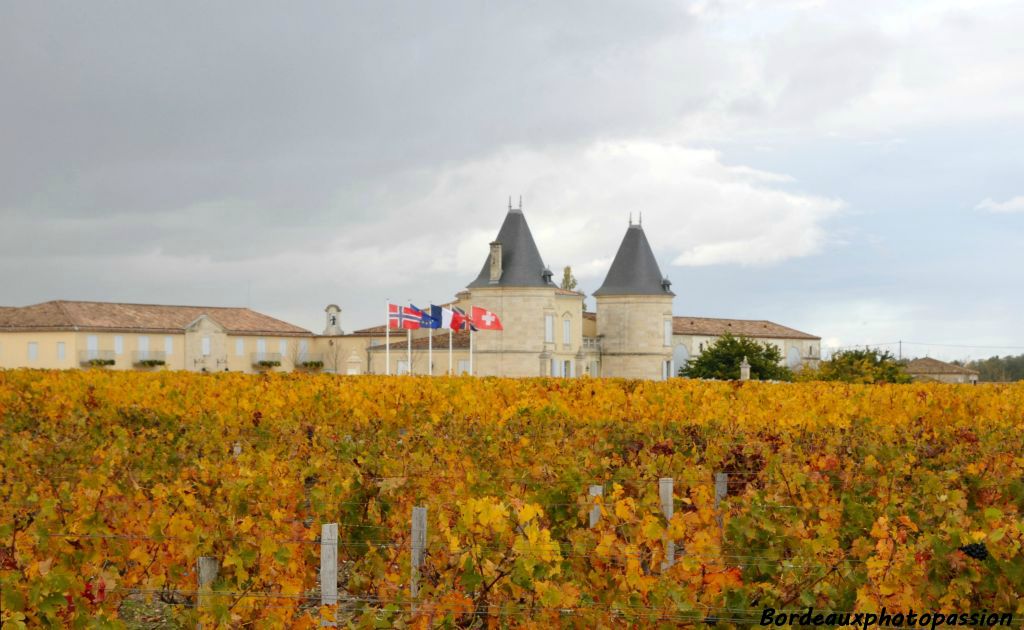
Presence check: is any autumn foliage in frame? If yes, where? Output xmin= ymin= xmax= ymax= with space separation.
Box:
xmin=1 ymin=370 xmax=1022 ymax=627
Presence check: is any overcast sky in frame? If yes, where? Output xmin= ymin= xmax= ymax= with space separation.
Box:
xmin=3 ymin=0 xmax=1023 ymax=360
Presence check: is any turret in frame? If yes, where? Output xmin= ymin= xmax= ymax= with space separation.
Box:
xmin=594 ymin=221 xmax=674 ymax=380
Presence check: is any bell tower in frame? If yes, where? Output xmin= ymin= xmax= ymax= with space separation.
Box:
xmin=323 ymin=304 xmax=343 ymax=335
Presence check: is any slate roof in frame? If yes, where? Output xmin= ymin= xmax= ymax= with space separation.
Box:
xmin=672 ymin=316 xmax=819 ymax=340
xmin=0 ymin=300 xmax=312 ymax=336
xmin=905 ymin=357 xmax=979 ymax=376
xmin=468 ymin=209 xmax=556 ymax=289
xmin=593 ymin=224 xmax=674 ymax=296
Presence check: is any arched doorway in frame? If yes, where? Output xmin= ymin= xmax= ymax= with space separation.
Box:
xmin=673 ymin=344 xmax=690 ymax=376
xmin=787 ymin=346 xmax=802 ymax=369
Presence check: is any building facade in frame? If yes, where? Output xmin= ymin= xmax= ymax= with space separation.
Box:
xmin=905 ymin=357 xmax=979 ymax=384
xmin=0 ymin=204 xmax=821 ymax=379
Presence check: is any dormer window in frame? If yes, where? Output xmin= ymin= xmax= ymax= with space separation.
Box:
xmin=542 ymin=267 xmax=553 ymax=284
xmin=662 ymin=277 xmax=672 ymax=293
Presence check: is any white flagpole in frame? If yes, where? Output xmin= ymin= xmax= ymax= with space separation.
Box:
xmin=385 ymin=301 xmax=390 ymax=375
xmin=448 ymin=326 xmax=453 ymax=375
xmin=469 ymin=327 xmax=474 ymax=376
xmin=428 ymin=327 xmax=433 ymax=376
xmin=406 ymin=328 xmax=411 ymax=375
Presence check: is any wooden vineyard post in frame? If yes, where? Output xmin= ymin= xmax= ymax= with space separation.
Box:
xmin=588 ymin=485 xmax=603 ymax=528
xmin=659 ymin=477 xmax=675 ymax=570
xmin=232 ymin=442 xmax=242 ymax=458
xmin=410 ymin=506 xmax=427 ymax=612
xmin=321 ymin=523 xmax=338 ymax=626
xmin=196 ymin=556 xmax=219 ymax=629
xmin=714 ymin=472 xmax=729 ymax=540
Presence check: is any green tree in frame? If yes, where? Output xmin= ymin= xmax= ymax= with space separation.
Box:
xmin=679 ymin=333 xmax=792 ymax=381
xmin=964 ymin=354 xmax=1024 ymax=382
xmin=560 ymin=266 xmax=577 ymax=291
xmin=800 ymin=348 xmax=911 ymax=383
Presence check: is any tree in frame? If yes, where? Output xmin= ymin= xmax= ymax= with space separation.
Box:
xmin=679 ymin=333 xmax=792 ymax=381
xmin=964 ymin=354 xmax=1024 ymax=382
xmin=561 ymin=266 xmax=577 ymax=291
xmin=799 ymin=348 xmax=911 ymax=383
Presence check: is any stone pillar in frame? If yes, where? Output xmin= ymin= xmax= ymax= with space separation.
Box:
xmin=739 ymin=356 xmax=751 ymax=381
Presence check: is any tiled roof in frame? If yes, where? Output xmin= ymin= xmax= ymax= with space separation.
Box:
xmin=369 ymin=330 xmax=471 ymax=351
xmin=350 ymin=325 xmax=389 ymax=335
xmin=672 ymin=316 xmax=819 ymax=340
xmin=594 ymin=224 xmax=673 ymax=296
xmin=582 ymin=311 xmax=597 ymax=321
xmin=905 ymin=357 xmax=979 ymax=376
xmin=0 ymin=300 xmax=312 ymax=336
xmin=555 ymin=288 xmax=585 ymax=297
xmin=468 ymin=208 xmax=556 ymax=289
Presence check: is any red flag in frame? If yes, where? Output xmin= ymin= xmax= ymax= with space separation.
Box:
xmin=450 ymin=306 xmax=477 ymax=332
xmin=471 ymin=306 xmax=503 ymax=331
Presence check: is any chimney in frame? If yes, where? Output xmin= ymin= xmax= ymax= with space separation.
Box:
xmin=489 ymin=241 xmax=503 ymax=284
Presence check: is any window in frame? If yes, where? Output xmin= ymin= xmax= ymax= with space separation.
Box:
xmin=114 ymin=335 xmax=124 ymax=355
xmin=564 ymin=359 xmax=574 ymax=377
xmin=235 ymin=339 xmax=244 ymax=356
xmin=28 ymin=342 xmax=38 ymax=362
xmin=201 ymin=336 xmax=211 ymax=356
xmin=544 ymin=314 xmax=554 ymax=343
xmin=663 ymin=360 xmax=673 ymax=380
xmin=256 ymin=338 xmax=266 ymax=356
xmin=589 ymin=360 xmax=600 ymax=377
xmin=87 ymin=335 xmax=98 ymax=355
xmin=298 ymin=339 xmax=308 ymax=361
xmin=457 ymin=360 xmax=470 ymax=375
xmin=138 ymin=336 xmax=149 ymax=353
xmin=550 ymin=358 xmax=557 ymax=377
xmin=57 ymin=342 xmax=65 ymax=360
xmin=279 ymin=340 xmax=287 ymax=356
xmin=165 ymin=336 xmax=174 ymax=355
xmin=664 ymin=320 xmax=672 ymax=347
xmin=563 ymin=318 xmax=571 ymax=345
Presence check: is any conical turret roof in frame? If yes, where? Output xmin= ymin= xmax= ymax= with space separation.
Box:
xmin=594 ymin=223 xmax=674 ymax=296
xmin=468 ymin=208 xmax=556 ymax=288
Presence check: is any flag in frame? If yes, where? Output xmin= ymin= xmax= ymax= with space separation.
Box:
xmin=471 ymin=306 xmax=503 ymax=331
xmin=388 ymin=303 xmax=422 ymax=330
xmin=430 ymin=304 xmax=454 ymax=329
xmin=412 ymin=304 xmax=441 ymax=329
xmin=450 ymin=306 xmax=477 ymax=332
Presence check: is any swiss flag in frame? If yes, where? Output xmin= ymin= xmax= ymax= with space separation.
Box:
xmin=471 ymin=306 xmax=503 ymax=331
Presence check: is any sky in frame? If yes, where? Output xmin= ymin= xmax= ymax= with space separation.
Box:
xmin=2 ymin=0 xmax=1023 ymax=361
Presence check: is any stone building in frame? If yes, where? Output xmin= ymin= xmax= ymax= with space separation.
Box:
xmin=905 ymin=357 xmax=979 ymax=384
xmin=0 ymin=301 xmax=314 ymax=372
xmin=0 ymin=202 xmax=822 ymax=379
xmin=671 ymin=317 xmax=821 ymax=373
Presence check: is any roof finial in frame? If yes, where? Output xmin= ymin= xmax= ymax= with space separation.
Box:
xmin=508 ymin=196 xmax=512 ymax=211
xmin=518 ymin=195 xmax=522 ymax=211
xmin=629 ymin=212 xmax=633 ymax=226
xmin=639 ymin=211 xmax=643 ymax=226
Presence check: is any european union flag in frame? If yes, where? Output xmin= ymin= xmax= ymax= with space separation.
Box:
xmin=411 ymin=304 xmax=441 ymax=329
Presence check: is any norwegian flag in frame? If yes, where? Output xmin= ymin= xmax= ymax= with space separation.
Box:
xmin=388 ymin=304 xmax=422 ymax=330
xmin=471 ymin=306 xmax=503 ymax=331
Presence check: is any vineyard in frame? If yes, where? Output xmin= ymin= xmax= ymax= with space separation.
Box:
xmin=1 ymin=369 xmax=1023 ymax=628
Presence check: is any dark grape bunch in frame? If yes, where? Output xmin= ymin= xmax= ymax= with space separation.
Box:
xmin=959 ymin=542 xmax=989 ymax=560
